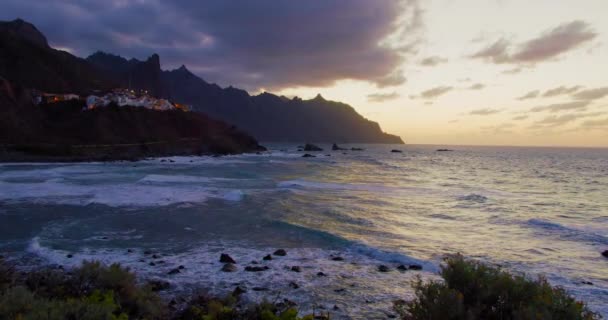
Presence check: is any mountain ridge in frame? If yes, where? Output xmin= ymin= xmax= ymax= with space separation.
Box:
xmin=87 ymin=51 xmax=404 ymax=144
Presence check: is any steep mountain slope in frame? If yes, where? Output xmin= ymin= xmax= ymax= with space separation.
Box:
xmin=89 ymin=53 xmax=404 ymax=144
xmin=0 ymin=19 xmax=114 ymax=94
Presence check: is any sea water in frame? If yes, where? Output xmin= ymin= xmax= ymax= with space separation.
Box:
xmin=0 ymin=144 xmax=607 ymax=318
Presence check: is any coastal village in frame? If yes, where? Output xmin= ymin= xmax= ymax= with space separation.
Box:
xmin=33 ymin=88 xmax=191 ymax=112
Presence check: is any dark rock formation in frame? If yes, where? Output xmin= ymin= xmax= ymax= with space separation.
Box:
xmin=304 ymin=143 xmax=323 ymax=151
xmin=408 ymin=264 xmax=423 ymax=270
xmin=290 ymin=266 xmax=301 ymax=273
xmin=263 ymin=254 xmax=272 ymax=261
xmin=273 ymin=249 xmax=287 ymax=256
xmin=221 ymin=263 xmax=237 ymax=272
xmin=245 ymin=266 xmax=269 ymax=272
xmin=391 ymin=149 xmax=402 ymax=153
xmin=436 ymin=149 xmax=453 ymax=152
xmin=302 ymin=154 xmax=316 ymax=158
xmin=377 ymin=265 xmax=390 ymax=272
xmin=220 ymin=253 xmax=236 ymax=264
xmin=332 ymin=143 xmax=346 ymax=151
xmin=0 ymin=19 xmax=114 ymax=94
xmin=602 ymin=250 xmax=608 ymax=258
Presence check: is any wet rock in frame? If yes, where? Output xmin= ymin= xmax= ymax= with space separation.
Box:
xmin=232 ymin=286 xmax=246 ymax=297
xmin=178 ymin=265 xmax=185 ymax=270
xmin=274 ymin=249 xmax=287 ymax=256
xmin=317 ymin=272 xmax=327 ymax=277
xmin=351 ymin=147 xmax=364 ymax=151
xmin=334 ymin=288 xmax=346 ymax=293
xmin=66 ymin=254 xmax=73 ymax=258
xmin=602 ymin=250 xmax=608 ymax=258
xmin=302 ymin=153 xmax=316 ymax=158
xmin=436 ymin=149 xmax=453 ymax=152
xmin=252 ymin=287 xmax=269 ymax=291
xmin=263 ymin=254 xmax=273 ymax=261
xmin=245 ymin=266 xmax=269 ymax=272
xmin=304 ymin=143 xmax=323 ymax=151
xmin=167 ymin=268 xmax=180 ymax=275
xmin=250 ymin=260 xmax=259 ymax=264
xmin=332 ymin=143 xmax=346 ymax=151
xmin=152 ymin=254 xmax=160 ymax=259
xmin=378 ymin=265 xmax=390 ymax=272
xmin=158 ymin=260 xmax=165 ymax=264
xmin=143 ymin=250 xmax=152 ymax=255
xmin=387 ymin=313 xmax=397 ymax=318
xmin=409 ymin=264 xmax=423 ymax=270
xmin=391 ymin=149 xmax=402 ymax=153
xmin=149 ymin=262 xmax=156 ymax=266
xmin=333 ymin=305 xmax=340 ymax=311
xmin=127 ymin=249 xmax=133 ymax=253
xmin=148 ymin=279 xmax=171 ymax=292
xmin=397 ymin=264 xmax=408 ymax=271
xmin=220 ymin=253 xmax=236 ymax=264
xmin=139 ymin=259 xmax=145 ymax=263
xmin=582 ymin=281 xmax=594 ymax=285
xmin=331 ymin=256 xmax=344 ymax=261
xmin=290 ymin=266 xmax=302 ymax=272
xmin=289 ymin=282 xmax=300 ymax=289
xmin=221 ymin=263 xmax=238 ymax=272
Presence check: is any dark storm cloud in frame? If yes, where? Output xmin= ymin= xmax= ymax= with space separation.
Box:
xmin=367 ymin=92 xmax=400 ymax=103
xmin=0 ymin=0 xmax=422 ymax=91
xmin=470 ymin=21 xmax=597 ymax=66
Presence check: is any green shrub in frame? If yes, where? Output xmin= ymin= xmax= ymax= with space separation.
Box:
xmin=0 ymin=260 xmax=165 ymax=320
xmin=395 ymin=254 xmax=599 ymax=320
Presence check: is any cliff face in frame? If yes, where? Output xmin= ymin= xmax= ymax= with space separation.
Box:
xmin=0 ymin=77 xmax=265 ymax=160
xmin=0 ymin=19 xmax=114 ymax=94
xmin=87 ymin=52 xmax=163 ymax=97
xmin=90 ymin=53 xmax=404 ymax=144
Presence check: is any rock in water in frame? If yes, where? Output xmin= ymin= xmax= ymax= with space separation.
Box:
xmin=351 ymin=147 xmax=364 ymax=151
xmin=304 ymin=143 xmax=323 ymax=151
xmin=220 ymin=253 xmax=236 ymax=263
xmin=232 ymin=286 xmax=246 ymax=296
xmin=332 ymin=143 xmax=346 ymax=151
xmin=397 ymin=264 xmax=408 ymax=271
xmin=302 ymin=153 xmax=316 ymax=158
xmin=290 ymin=266 xmax=302 ymax=272
xmin=263 ymin=254 xmax=273 ymax=261
xmin=408 ymin=264 xmax=423 ymax=270
xmin=602 ymin=250 xmax=608 ymax=258
xmin=245 ymin=266 xmax=269 ymax=272
xmin=167 ymin=268 xmax=180 ymax=275
xmin=274 ymin=249 xmax=287 ymax=256
xmin=378 ymin=265 xmax=390 ymax=272
xmin=221 ymin=263 xmax=238 ymax=272
xmin=148 ymin=279 xmax=171 ymax=292
xmin=391 ymin=149 xmax=402 ymax=153
xmin=436 ymin=149 xmax=453 ymax=152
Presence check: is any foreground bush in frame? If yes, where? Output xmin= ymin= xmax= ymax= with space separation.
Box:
xmin=0 ymin=258 xmax=320 ymax=320
xmin=395 ymin=254 xmax=599 ymax=320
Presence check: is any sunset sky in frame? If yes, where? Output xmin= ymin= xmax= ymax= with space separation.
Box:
xmin=2 ymin=0 xmax=607 ymax=146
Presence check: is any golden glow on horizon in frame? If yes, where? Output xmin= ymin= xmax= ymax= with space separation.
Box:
xmin=277 ymin=0 xmax=608 ymax=147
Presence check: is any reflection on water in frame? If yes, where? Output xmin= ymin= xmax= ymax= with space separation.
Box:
xmin=1 ymin=144 xmax=607 ymax=318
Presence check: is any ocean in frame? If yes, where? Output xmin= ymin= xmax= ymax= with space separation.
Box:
xmin=1 ymin=144 xmax=607 ymax=318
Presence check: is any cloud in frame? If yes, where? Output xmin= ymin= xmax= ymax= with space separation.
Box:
xmin=517 ymin=90 xmax=540 ymax=100
xmin=580 ymin=117 xmax=608 ymax=130
xmin=542 ymin=85 xmax=582 ymax=97
xmin=469 ymin=108 xmax=501 ymax=115
xmin=530 ymin=100 xmax=591 ymax=113
xmin=412 ymin=86 xmax=453 ymax=99
xmin=468 ymin=83 xmax=485 ymax=90
xmin=481 ymin=123 xmax=515 ymax=135
xmin=0 ymin=0 xmax=423 ymax=91
xmin=419 ymin=56 xmax=447 ymax=66
xmin=367 ymin=92 xmax=400 ymax=103
xmin=572 ymin=87 xmax=608 ymax=100
xmin=512 ymin=115 xmax=529 ymax=121
xmin=531 ymin=112 xmax=603 ymax=128
xmin=471 ymin=20 xmax=597 ymax=65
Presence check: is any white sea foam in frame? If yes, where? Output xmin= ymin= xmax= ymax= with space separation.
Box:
xmin=0 ymin=180 xmax=245 ymax=207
